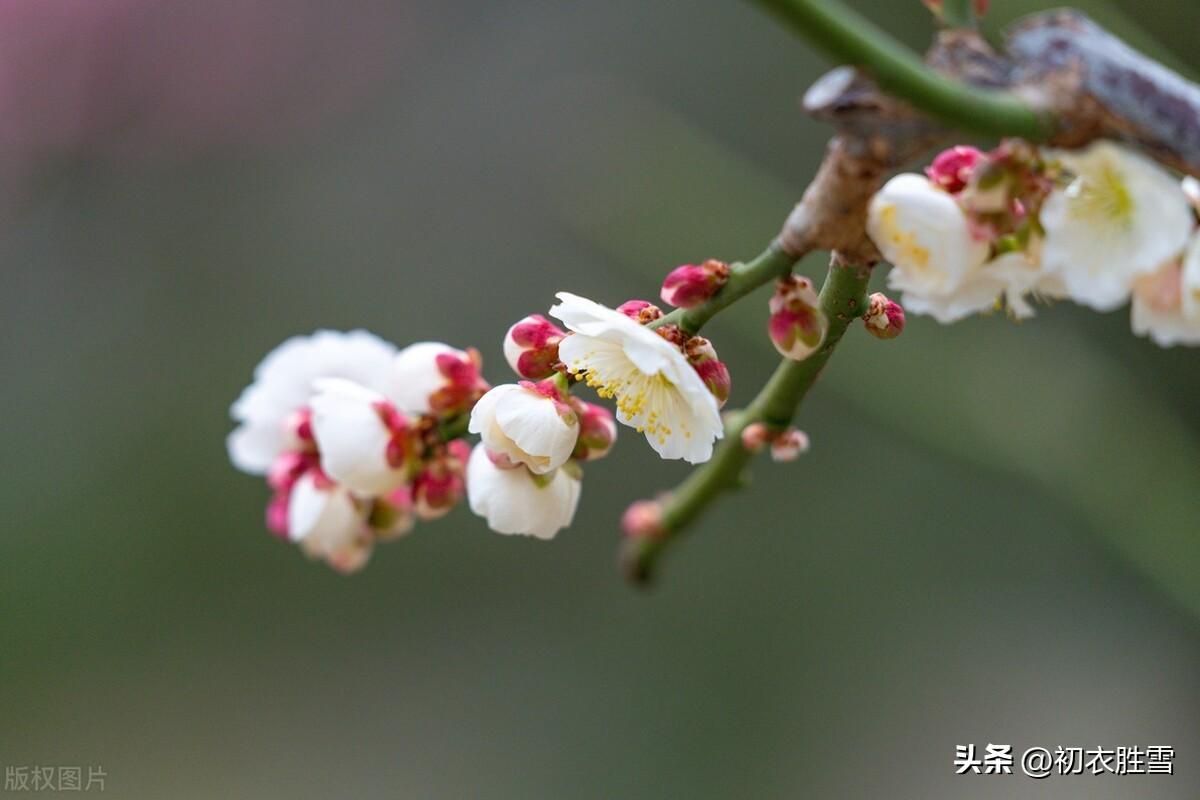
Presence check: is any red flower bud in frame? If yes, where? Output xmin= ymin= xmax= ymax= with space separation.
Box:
xmin=616 ymin=299 xmax=663 ymax=324
xmin=925 ymin=145 xmax=984 ymax=194
xmin=660 ymin=259 xmax=730 ymax=309
xmin=503 ymin=314 xmax=566 ymax=380
xmin=863 ymin=292 xmax=906 ymax=340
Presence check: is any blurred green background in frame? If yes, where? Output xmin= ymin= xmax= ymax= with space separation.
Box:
xmin=2 ymin=1 xmax=1198 ymax=797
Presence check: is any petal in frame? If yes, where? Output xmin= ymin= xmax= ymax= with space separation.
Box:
xmin=466 ymin=445 xmax=580 ymax=539
xmin=310 ymin=378 xmax=406 ymax=495
xmin=387 ymin=341 xmax=461 ymax=414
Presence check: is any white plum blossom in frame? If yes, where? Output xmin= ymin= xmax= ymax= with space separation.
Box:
xmin=227 ymin=330 xmax=396 ymax=474
xmin=309 ymin=377 xmax=413 ymax=496
xmin=468 ymin=383 xmax=578 ymax=475
xmin=466 ymin=444 xmax=581 ymax=540
xmin=550 ymin=292 xmax=723 ymax=464
xmin=867 ymin=173 xmax=993 ymax=323
xmin=287 ymin=472 xmax=373 ymax=573
xmin=1131 ymin=237 xmax=1200 ymax=346
xmin=1040 ymin=141 xmax=1193 ymax=311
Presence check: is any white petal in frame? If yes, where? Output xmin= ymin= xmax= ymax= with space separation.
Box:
xmin=1042 ymin=142 xmax=1193 ymax=311
xmin=466 ymin=445 xmax=580 ymax=539
xmin=868 ymin=174 xmax=989 ymax=297
xmin=493 ymin=388 xmax=577 ymax=473
xmin=227 ymin=330 xmax=396 ymax=474
xmin=310 ymin=378 xmax=406 ymax=495
xmin=387 ymin=341 xmax=462 ymax=414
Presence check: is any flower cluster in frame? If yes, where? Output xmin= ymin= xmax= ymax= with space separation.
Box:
xmin=866 ymin=139 xmax=1200 ymax=345
xmin=228 ymin=274 xmax=733 ymax=570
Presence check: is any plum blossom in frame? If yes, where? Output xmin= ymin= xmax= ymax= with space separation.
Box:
xmin=468 ymin=382 xmax=579 ymax=475
xmin=1040 ymin=141 xmax=1193 ymax=311
xmin=569 ymin=399 xmax=617 ymax=462
xmin=867 ymin=173 xmax=993 ymax=323
xmin=227 ymin=330 xmax=397 ymax=475
xmin=308 ymin=378 xmax=417 ymax=496
xmin=287 ymin=472 xmax=373 ymax=574
xmin=1131 ymin=238 xmax=1200 ymax=346
xmin=863 ymin=292 xmax=905 ymax=339
xmin=551 ymin=292 xmax=723 ymax=464
xmin=466 ymin=445 xmax=581 ymax=539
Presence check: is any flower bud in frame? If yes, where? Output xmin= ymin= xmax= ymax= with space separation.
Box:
xmin=265 ymin=490 xmax=291 ymax=537
xmin=740 ymin=422 xmax=770 ymax=453
xmin=503 ymin=314 xmax=566 ymax=380
xmin=569 ymin=399 xmax=617 ymax=462
xmin=768 ymin=276 xmax=827 ymax=361
xmin=659 ymin=259 xmax=730 ymax=308
xmin=413 ymin=439 xmax=470 ymax=519
xmin=684 ymin=336 xmax=731 ymax=408
xmin=391 ymin=342 xmax=490 ymax=419
xmin=863 ymin=292 xmax=906 ymax=340
xmin=925 ymin=146 xmax=984 ymax=194
xmin=621 ymin=499 xmax=664 ymax=539
xmin=616 ymin=299 xmax=663 ymax=324
xmin=770 ymin=428 xmax=810 ymax=463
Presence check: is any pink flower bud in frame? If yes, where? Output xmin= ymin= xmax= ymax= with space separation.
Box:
xmin=660 ymin=259 xmax=730 ymax=309
xmin=770 ymin=428 xmax=810 ymax=463
xmin=569 ymin=399 xmax=617 ymax=462
xmin=372 ymin=399 xmax=418 ymax=470
xmin=682 ymin=335 xmax=731 ymax=407
xmin=768 ymin=276 xmax=826 ymax=361
xmin=925 ymin=145 xmax=984 ymax=194
xmin=413 ymin=440 xmax=470 ymax=520
xmin=428 ymin=348 xmax=490 ymax=418
xmin=740 ymin=422 xmax=770 ymax=453
xmin=503 ymin=314 xmax=566 ymax=380
xmin=616 ymin=299 xmax=663 ymax=324
xmin=621 ymin=499 xmax=664 ymax=539
xmin=863 ymin=292 xmax=906 ymax=340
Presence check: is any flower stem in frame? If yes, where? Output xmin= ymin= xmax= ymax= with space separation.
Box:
xmin=747 ymin=0 xmax=1051 ymax=139
xmin=652 ymin=242 xmax=798 ymax=336
xmin=623 ymin=256 xmax=871 ymax=583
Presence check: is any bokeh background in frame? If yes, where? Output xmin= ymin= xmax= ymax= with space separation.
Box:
xmin=2 ymin=1 xmax=1198 ymax=797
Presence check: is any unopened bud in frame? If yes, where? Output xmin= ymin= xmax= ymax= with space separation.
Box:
xmin=503 ymin=314 xmax=566 ymax=380
xmin=621 ymin=499 xmax=665 ymax=539
xmin=768 ymin=275 xmax=826 ymax=361
xmin=616 ymin=299 xmax=663 ymax=324
xmin=925 ymin=146 xmax=984 ymax=194
xmin=429 ymin=348 xmax=490 ymax=418
xmin=683 ymin=336 xmax=731 ymax=407
xmin=740 ymin=422 xmax=770 ymax=453
xmin=863 ymin=292 xmax=905 ymax=340
xmin=660 ymin=259 xmax=730 ymax=308
xmin=770 ymin=428 xmax=810 ymax=463
xmin=570 ymin=399 xmax=617 ymax=462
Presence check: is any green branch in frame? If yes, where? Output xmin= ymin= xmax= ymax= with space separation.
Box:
xmin=651 ymin=242 xmax=799 ymax=336
xmin=747 ymin=0 xmax=1052 ymax=139
xmin=623 ymin=256 xmax=871 ymax=583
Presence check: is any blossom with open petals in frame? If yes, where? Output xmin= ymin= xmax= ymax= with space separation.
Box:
xmin=867 ymin=174 xmax=992 ymax=323
xmin=465 ymin=445 xmax=581 ymax=539
xmin=1041 ymin=141 xmax=1192 ymax=311
xmin=550 ymin=292 xmax=723 ymax=464
xmin=227 ymin=330 xmax=396 ymax=474
xmin=468 ymin=382 xmax=578 ymax=475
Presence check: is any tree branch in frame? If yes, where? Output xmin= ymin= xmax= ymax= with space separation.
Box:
xmin=747 ymin=0 xmax=1051 ymax=139
xmin=623 ymin=255 xmax=871 ymax=583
